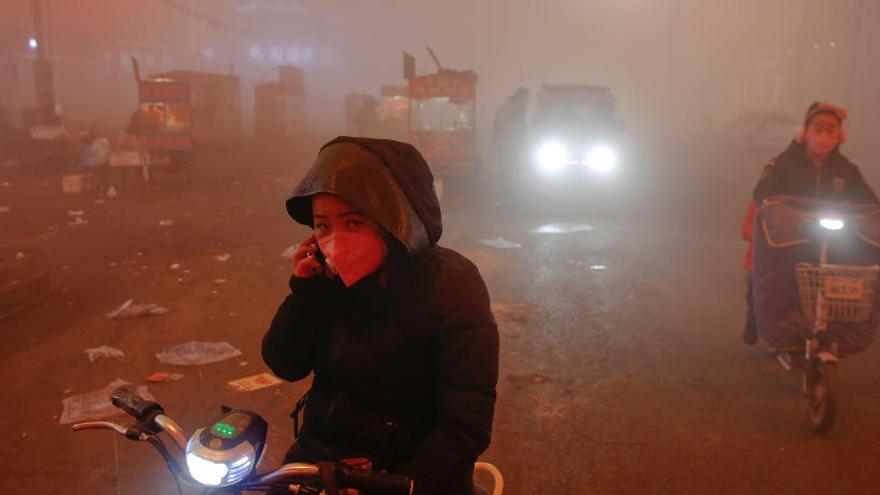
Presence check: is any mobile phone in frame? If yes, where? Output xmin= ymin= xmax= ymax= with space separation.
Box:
xmin=312 ymin=243 xmax=326 ymax=264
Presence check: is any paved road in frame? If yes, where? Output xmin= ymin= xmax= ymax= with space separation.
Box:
xmin=3 ymin=142 xmax=880 ymax=494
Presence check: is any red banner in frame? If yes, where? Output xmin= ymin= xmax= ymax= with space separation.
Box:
xmin=139 ymin=81 xmax=190 ymax=104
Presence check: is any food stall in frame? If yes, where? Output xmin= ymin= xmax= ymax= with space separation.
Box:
xmin=408 ymin=69 xmax=478 ymax=179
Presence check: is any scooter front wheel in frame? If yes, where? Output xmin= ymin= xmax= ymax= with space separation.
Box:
xmin=806 ymin=360 xmax=839 ymax=433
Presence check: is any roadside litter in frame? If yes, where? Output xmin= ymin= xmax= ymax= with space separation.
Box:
xmin=59 ymin=379 xmax=155 ymax=425
xmin=155 ymin=341 xmax=242 ymax=366
xmin=147 ymin=372 xmax=184 ymax=383
xmin=0 ymin=206 xmax=10 ymax=214
xmin=158 ymin=219 xmax=174 ymax=227
xmin=15 ymin=251 xmax=25 ymax=259
xmin=479 ymin=237 xmax=522 ymax=249
xmin=83 ymin=345 xmax=125 ymax=363
xmin=67 ymin=210 xmax=89 ymax=226
xmin=212 ymin=278 xmax=228 ymax=284
xmin=531 ymin=222 xmax=594 ymax=235
xmin=228 ymin=372 xmax=282 ymax=393
xmin=215 ymin=253 xmax=231 ymax=262
xmin=106 ymin=299 xmax=170 ymax=320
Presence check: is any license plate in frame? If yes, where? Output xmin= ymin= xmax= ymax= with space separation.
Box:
xmin=824 ymin=277 xmax=865 ymax=300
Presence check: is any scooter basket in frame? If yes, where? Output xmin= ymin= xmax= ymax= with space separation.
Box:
xmin=795 ymin=263 xmax=880 ymax=323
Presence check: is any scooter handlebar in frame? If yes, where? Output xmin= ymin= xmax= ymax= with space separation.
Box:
xmin=336 ymin=465 xmax=414 ymax=495
xmin=111 ymin=386 xmax=163 ymax=423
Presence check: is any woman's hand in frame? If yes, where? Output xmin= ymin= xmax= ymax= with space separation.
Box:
xmin=293 ymin=235 xmax=325 ymax=278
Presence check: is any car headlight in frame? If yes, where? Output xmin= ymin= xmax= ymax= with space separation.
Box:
xmin=586 ymin=145 xmax=618 ymax=173
xmin=536 ymin=142 xmax=570 ymax=172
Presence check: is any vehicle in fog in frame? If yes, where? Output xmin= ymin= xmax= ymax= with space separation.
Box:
xmin=520 ymin=84 xmax=625 ymax=200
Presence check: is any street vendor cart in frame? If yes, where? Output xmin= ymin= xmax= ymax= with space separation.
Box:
xmin=408 ymin=69 xmax=478 ymax=180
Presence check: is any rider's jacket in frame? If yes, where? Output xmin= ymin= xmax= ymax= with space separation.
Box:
xmin=752 ymin=141 xmax=879 ymax=204
xmin=263 ymin=137 xmax=499 ymax=495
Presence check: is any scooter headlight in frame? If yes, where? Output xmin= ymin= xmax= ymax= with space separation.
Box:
xmin=186 ymin=452 xmax=230 ymax=486
xmin=184 ymin=410 xmax=266 ymax=487
xmin=819 ymin=217 xmax=845 ymax=231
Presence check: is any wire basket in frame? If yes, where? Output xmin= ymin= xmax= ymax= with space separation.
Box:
xmin=795 ymin=263 xmax=880 ymax=323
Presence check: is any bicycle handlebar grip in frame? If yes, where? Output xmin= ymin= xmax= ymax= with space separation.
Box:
xmin=110 ymin=387 xmax=163 ymax=422
xmin=337 ymin=465 xmax=414 ymax=495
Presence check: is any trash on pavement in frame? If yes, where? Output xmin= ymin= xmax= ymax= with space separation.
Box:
xmin=106 ymin=299 xmax=170 ymax=320
xmin=479 ymin=237 xmax=522 ymax=249
xmin=106 ymin=186 xmax=118 ymax=198
xmin=155 ymin=341 xmax=242 ymax=366
xmin=531 ymin=222 xmax=594 ymax=235
xmin=214 ymin=253 xmax=231 ymax=262
xmin=158 ymin=219 xmax=174 ymax=227
xmin=169 ymin=263 xmax=181 ymax=270
xmin=59 ymin=379 xmax=155 ymax=424
xmin=0 ymin=206 xmax=10 ymax=214
xmin=67 ymin=216 xmax=89 ymax=226
xmin=228 ymin=372 xmax=282 ymax=393
xmin=147 ymin=372 xmax=184 ymax=383
xmin=212 ymin=278 xmax=228 ymax=284
xmin=68 ymin=210 xmax=85 ymax=217
xmin=15 ymin=251 xmax=25 ymax=259
xmin=83 ymin=345 xmax=125 ymax=363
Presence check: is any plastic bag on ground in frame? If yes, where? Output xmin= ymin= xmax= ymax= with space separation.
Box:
xmin=479 ymin=237 xmax=522 ymax=249
xmin=59 ymin=379 xmax=155 ymax=425
xmin=155 ymin=341 xmax=242 ymax=366
xmin=83 ymin=345 xmax=125 ymax=362
xmin=106 ymin=299 xmax=169 ymax=320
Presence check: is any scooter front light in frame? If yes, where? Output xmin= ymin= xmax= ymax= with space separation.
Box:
xmin=819 ymin=218 xmax=845 ymax=231
xmin=186 ymin=452 xmax=229 ymax=486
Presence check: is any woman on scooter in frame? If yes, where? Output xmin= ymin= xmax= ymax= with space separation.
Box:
xmin=742 ymin=102 xmax=879 ymax=345
xmin=262 ymin=137 xmax=499 ymax=495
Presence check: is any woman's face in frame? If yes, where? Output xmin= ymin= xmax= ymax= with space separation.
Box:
xmin=805 ymin=113 xmax=842 ymax=157
xmin=312 ymin=193 xmax=383 ymax=240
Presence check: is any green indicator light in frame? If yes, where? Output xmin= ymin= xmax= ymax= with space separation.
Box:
xmin=213 ymin=422 xmax=236 ymax=438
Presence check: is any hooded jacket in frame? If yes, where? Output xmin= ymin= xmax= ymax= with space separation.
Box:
xmin=262 ymin=137 xmax=498 ymax=495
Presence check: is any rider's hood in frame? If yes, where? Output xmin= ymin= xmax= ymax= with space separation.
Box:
xmin=759 ymin=196 xmax=880 ymax=248
xmin=286 ymin=137 xmax=442 ymax=254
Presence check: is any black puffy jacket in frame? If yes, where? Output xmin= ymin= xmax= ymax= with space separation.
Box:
xmin=262 ymin=137 xmax=498 ymax=495
xmin=753 ymin=141 xmax=879 ymax=204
